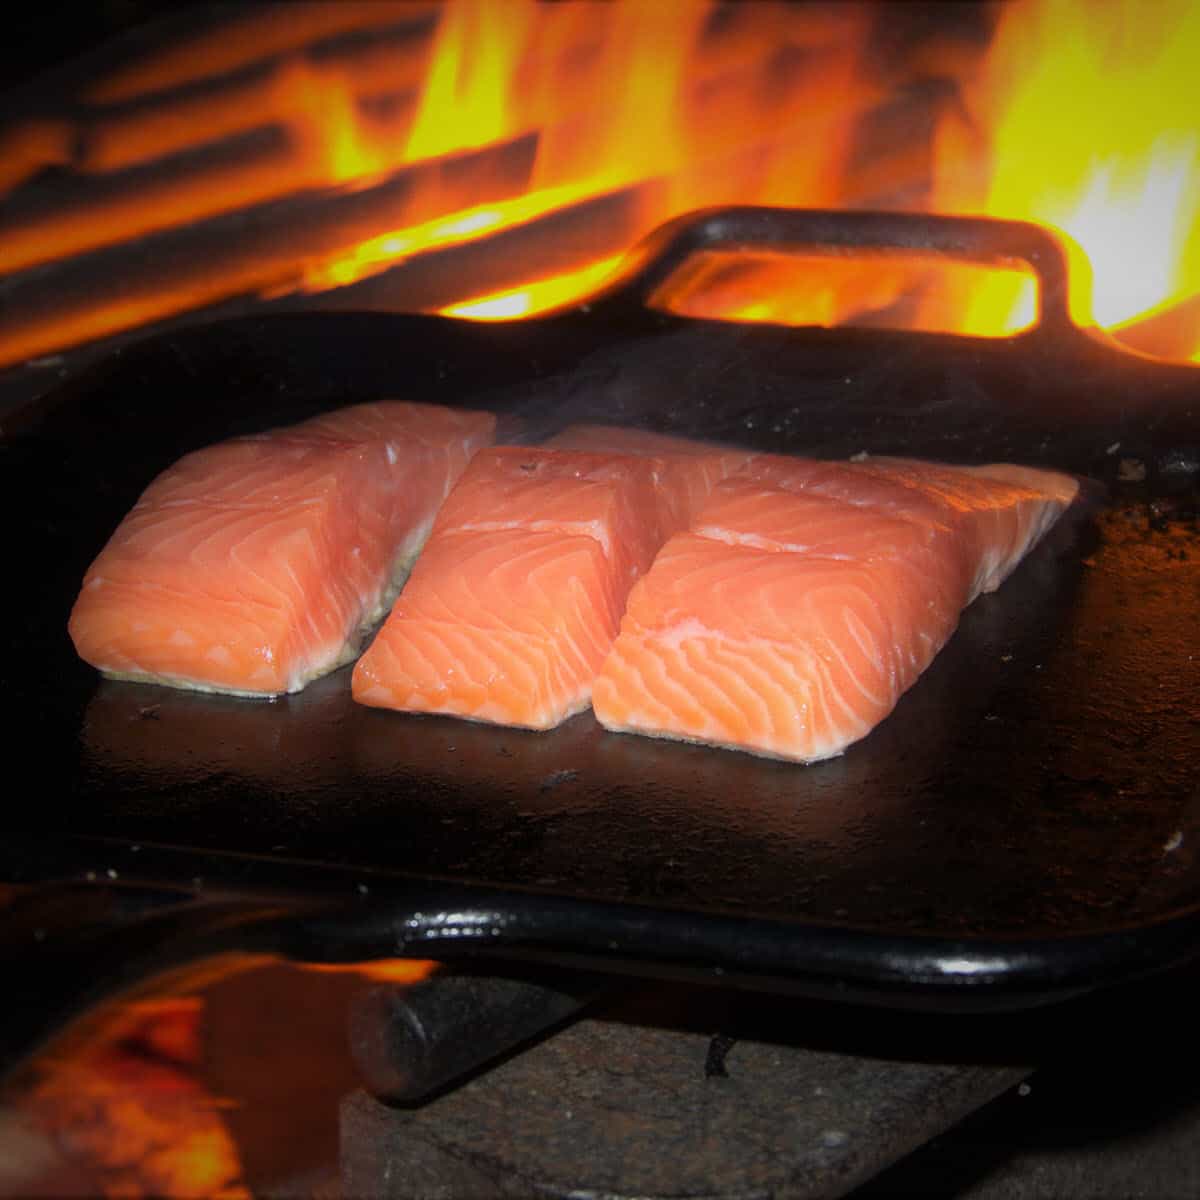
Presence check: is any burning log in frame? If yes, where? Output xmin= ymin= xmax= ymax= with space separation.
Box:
xmin=1 ymin=89 xmax=922 ymax=371
xmin=77 ymin=27 xmax=433 ymax=176
xmin=0 ymin=125 xmax=300 ymax=276
xmin=0 ymin=132 xmax=540 ymax=367
xmin=0 ymin=7 xmax=440 ymax=199
xmin=0 ymin=8 xmax=866 ymax=274
xmin=86 ymin=1 xmax=440 ymax=105
xmin=0 ymin=43 xmax=456 ymax=281
xmin=293 ymin=185 xmax=653 ymax=316
xmin=0 ymin=120 xmax=73 ymax=194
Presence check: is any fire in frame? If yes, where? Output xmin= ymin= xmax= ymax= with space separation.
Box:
xmin=303 ymin=958 xmax=440 ymax=986
xmin=24 ymin=997 xmax=250 ymax=1198
xmin=405 ymin=0 xmax=532 ymax=161
xmin=299 ymin=1 xmax=871 ymax=298
xmin=652 ymin=250 xmax=1039 ymax=338
xmin=8 ymin=957 xmax=436 ymax=1195
xmin=0 ymin=0 xmax=1196 ymax=366
xmin=928 ymin=0 xmax=1200 ymax=355
xmin=444 ymin=253 xmax=625 ymax=320
xmin=0 ymin=1 xmax=872 ymax=366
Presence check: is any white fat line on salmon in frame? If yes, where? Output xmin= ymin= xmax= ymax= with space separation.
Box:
xmin=452 ymin=516 xmax=615 ymax=563
xmin=692 ymin=523 xmax=858 ymax=558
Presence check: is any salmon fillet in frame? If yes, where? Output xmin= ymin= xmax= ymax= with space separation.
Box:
xmin=544 ymin=424 xmax=757 ymax=535
xmin=352 ymin=446 xmax=663 ymax=729
xmin=592 ymin=454 xmax=1079 ymax=763
xmin=68 ymin=402 xmax=495 ymax=697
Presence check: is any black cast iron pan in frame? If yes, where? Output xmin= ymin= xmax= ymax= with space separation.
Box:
xmin=2 ymin=209 xmax=1199 ymax=1062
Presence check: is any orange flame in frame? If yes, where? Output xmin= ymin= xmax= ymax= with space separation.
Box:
xmin=0 ymin=0 xmax=1197 ymax=366
xmin=13 ymin=957 xmax=436 ymax=1195
xmin=303 ymin=958 xmax=440 ymax=986
xmin=0 ymin=1 xmax=873 ymax=366
xmin=928 ymin=0 xmax=1200 ymax=356
xmin=443 ymin=253 xmax=625 ymax=320
xmin=25 ymin=997 xmax=250 ymax=1198
xmin=652 ymin=249 xmax=1039 ymax=337
xmin=298 ymin=1 xmax=872 ymax=313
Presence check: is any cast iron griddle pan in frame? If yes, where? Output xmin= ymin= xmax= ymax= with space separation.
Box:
xmin=2 ymin=211 xmax=1199 ymax=1021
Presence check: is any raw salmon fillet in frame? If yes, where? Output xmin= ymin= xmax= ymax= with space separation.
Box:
xmin=352 ymin=446 xmax=663 ymax=729
xmin=593 ymin=454 xmax=1079 ymax=763
xmin=69 ymin=402 xmax=495 ymax=697
xmin=545 ymin=424 xmax=757 ymax=533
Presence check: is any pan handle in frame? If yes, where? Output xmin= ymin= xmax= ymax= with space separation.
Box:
xmin=605 ymin=206 xmax=1075 ymax=337
xmin=348 ymin=966 xmax=607 ymax=1102
xmin=0 ymin=878 xmax=609 ymax=1089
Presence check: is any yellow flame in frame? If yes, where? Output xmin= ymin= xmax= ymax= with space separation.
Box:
xmin=935 ymin=0 xmax=1200 ymax=339
xmin=653 ymin=250 xmax=1039 ymax=337
xmin=298 ymin=183 xmax=609 ymax=293
xmin=405 ymin=0 xmax=534 ymax=162
xmin=442 ymin=254 xmax=625 ymax=319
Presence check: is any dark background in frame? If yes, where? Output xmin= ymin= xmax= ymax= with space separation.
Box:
xmin=3 ymin=1 xmax=175 ymax=91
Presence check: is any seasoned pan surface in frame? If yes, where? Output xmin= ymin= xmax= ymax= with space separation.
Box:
xmin=3 ymin=309 xmax=1199 ymax=1006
